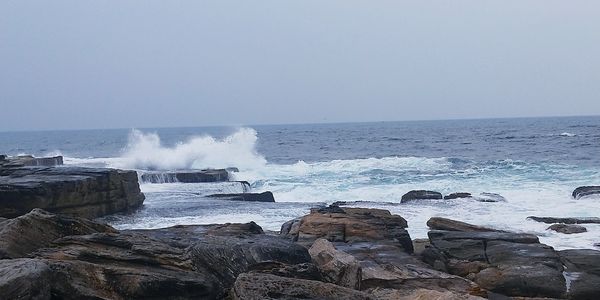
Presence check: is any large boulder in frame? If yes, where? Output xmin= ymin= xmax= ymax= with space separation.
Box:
xmin=280 ymin=205 xmax=412 ymax=253
xmin=0 ymin=208 xmax=116 ymax=259
xmin=401 ymin=190 xmax=443 ymax=203
xmin=207 ymin=191 xmax=275 ymax=202
xmin=308 ymin=238 xmax=361 ymax=289
xmin=231 ymin=272 xmax=374 ymax=300
xmin=139 ymin=169 xmax=230 ymax=183
xmin=0 ymin=166 xmax=145 ymax=218
xmin=424 ymin=227 xmax=566 ymax=298
xmin=573 ymin=186 xmax=600 ymax=199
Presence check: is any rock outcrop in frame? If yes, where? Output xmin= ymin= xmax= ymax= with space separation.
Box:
xmin=0 ymin=211 xmax=312 ymax=299
xmin=207 ymin=191 xmax=275 ymax=202
xmin=423 ymin=219 xmax=567 ymax=298
xmin=139 ymin=169 xmax=230 ymax=183
xmin=0 ymin=166 xmax=145 ymax=218
xmin=401 ymin=190 xmax=443 ymax=203
xmin=0 ymin=209 xmax=116 ymax=259
xmin=0 ymin=155 xmax=63 ymax=168
xmin=572 ymin=186 xmax=600 ymax=199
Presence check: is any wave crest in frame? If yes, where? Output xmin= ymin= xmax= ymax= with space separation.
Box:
xmin=115 ymin=128 xmax=267 ymax=170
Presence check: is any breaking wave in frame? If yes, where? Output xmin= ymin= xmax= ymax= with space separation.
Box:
xmin=114 ymin=128 xmax=267 ymax=170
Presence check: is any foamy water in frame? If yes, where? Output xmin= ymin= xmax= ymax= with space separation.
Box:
xmin=53 ymin=126 xmax=600 ymax=250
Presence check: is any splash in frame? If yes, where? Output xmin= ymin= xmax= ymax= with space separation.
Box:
xmin=115 ymin=128 xmax=267 ymax=170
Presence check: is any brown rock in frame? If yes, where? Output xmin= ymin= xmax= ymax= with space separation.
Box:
xmin=308 ymin=238 xmax=362 ymax=289
xmin=0 ymin=208 xmax=116 ymax=259
xmin=427 ymin=217 xmax=503 ymax=232
xmin=281 ymin=205 xmax=412 ymax=253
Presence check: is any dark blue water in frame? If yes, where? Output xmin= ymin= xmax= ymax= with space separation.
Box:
xmin=2 ymin=116 xmax=599 ymax=166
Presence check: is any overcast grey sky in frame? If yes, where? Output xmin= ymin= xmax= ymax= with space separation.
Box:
xmin=1 ymin=1 xmax=599 ymax=131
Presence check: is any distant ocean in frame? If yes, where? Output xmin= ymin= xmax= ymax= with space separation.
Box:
xmin=2 ymin=116 xmax=600 ymax=250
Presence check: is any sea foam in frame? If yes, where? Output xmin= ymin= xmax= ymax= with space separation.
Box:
xmin=114 ymin=128 xmax=267 ymax=171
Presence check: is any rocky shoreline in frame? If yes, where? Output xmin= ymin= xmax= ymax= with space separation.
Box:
xmin=1 ymin=155 xmax=600 ymax=299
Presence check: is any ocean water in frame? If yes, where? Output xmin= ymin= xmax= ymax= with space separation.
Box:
xmin=1 ymin=116 xmax=600 ymax=250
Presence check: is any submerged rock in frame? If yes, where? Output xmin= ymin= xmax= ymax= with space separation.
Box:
xmin=548 ymin=223 xmax=587 ymax=234
xmin=473 ymin=192 xmax=506 ymax=202
xmin=444 ymin=192 xmax=472 ymax=200
xmin=206 ymin=191 xmax=275 ymax=202
xmin=527 ymin=216 xmax=600 ymax=224
xmin=401 ymin=190 xmax=443 ymax=203
xmin=0 ymin=166 xmax=145 ymax=218
xmin=572 ymin=186 xmax=600 ymax=199
xmin=140 ymin=169 xmax=230 ymax=183
xmin=427 ymin=217 xmax=503 ymax=232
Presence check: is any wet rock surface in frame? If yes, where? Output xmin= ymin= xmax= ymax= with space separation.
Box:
xmin=207 ymin=191 xmax=275 ymax=202
xmin=559 ymin=249 xmax=600 ymax=300
xmin=139 ymin=169 xmax=230 ymax=183
xmin=401 ymin=190 xmax=443 ymax=202
xmin=528 ymin=216 xmax=600 ymax=224
xmin=0 ymin=166 xmax=145 ymax=218
xmin=572 ymin=186 xmax=600 ymax=199
xmin=547 ymin=223 xmax=587 ymax=234
xmin=444 ymin=192 xmax=473 ymax=200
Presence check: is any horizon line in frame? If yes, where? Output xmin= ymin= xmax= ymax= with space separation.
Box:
xmin=1 ymin=113 xmax=599 ymax=134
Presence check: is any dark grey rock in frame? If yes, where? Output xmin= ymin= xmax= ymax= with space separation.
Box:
xmin=444 ymin=192 xmax=472 ymax=200
xmin=0 ymin=166 xmax=145 ymax=218
xmin=573 ymin=186 xmax=600 ymax=199
xmin=547 ymin=223 xmax=587 ymax=234
xmin=560 ymin=249 xmax=600 ymax=299
xmin=206 ymin=191 xmax=275 ymax=202
xmin=527 ymin=216 xmax=600 ymax=224
xmin=401 ymin=190 xmax=443 ymax=203
xmin=0 ymin=259 xmax=52 ymax=300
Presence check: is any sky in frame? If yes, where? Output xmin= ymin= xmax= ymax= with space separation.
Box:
xmin=1 ymin=1 xmax=600 ymax=131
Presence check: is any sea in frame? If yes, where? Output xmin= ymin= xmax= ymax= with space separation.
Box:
xmin=1 ymin=116 xmax=600 ymax=250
